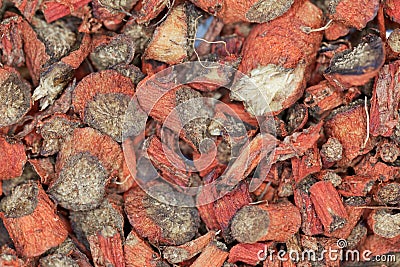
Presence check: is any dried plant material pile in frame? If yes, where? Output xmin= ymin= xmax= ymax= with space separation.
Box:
xmin=1 ymin=0 xmax=400 ymax=267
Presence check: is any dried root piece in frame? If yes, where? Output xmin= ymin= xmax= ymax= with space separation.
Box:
xmin=0 ymin=136 xmax=27 ymax=180
xmin=385 ymin=0 xmax=400 ymax=23
xmin=368 ymin=210 xmax=400 ymax=243
xmin=320 ymin=137 xmax=343 ymax=164
xmin=29 ymin=158 xmax=56 ymax=185
xmin=286 ymin=103 xmax=308 ymax=134
xmin=387 ymin=29 xmax=400 ymax=61
xmin=369 ymin=60 xmax=400 ymax=137
xmin=0 ymin=16 xmax=25 ymax=67
xmin=17 ymin=17 xmax=50 ymax=85
xmin=214 ymin=183 xmax=252 ymax=242
xmin=41 ymin=0 xmax=92 ymax=23
xmin=328 ymin=0 xmax=379 ymax=29
xmin=375 ymin=183 xmax=400 ymax=205
xmin=31 ymin=17 xmax=77 ymax=60
xmin=300 ymin=236 xmax=341 ymax=266
xmin=294 ymin=176 xmax=324 ymax=236
xmin=377 ymin=141 xmax=400 ymax=163
xmin=144 ymin=4 xmax=192 ymax=65
xmin=145 ymin=136 xmax=193 ymax=187
xmin=354 ymin=154 xmax=400 ymax=182
xmin=231 ymin=1 xmax=323 ymax=115
xmin=122 ymin=21 xmax=154 ymax=55
xmin=324 ymin=100 xmax=373 ymax=166
xmin=0 ymin=246 xmax=25 ymax=266
xmin=325 ymin=197 xmax=368 ymax=239
xmin=304 ymin=80 xmax=347 ymax=119
xmin=124 ymin=182 xmax=200 ymax=246
xmin=33 ymin=62 xmax=74 ymax=110
xmin=309 ymin=181 xmax=348 ymax=233
xmin=190 ymin=241 xmax=228 ymax=267
xmin=346 ymin=222 xmax=368 ymax=249
xmin=136 ymin=81 xmax=213 ymax=151
xmin=50 ymin=127 xmax=124 ymax=211
xmin=50 ymin=151 xmax=109 ymax=211
xmin=0 ymin=182 xmax=68 ymax=257
xmin=324 ymin=21 xmax=350 ymax=41
xmin=88 ymin=226 xmax=125 ymax=267
xmin=0 ymin=66 xmax=31 ymax=128
xmin=291 ymin=145 xmax=321 ymax=182
xmin=90 ymin=34 xmax=135 ymax=71
xmin=70 ymin=198 xmax=124 ymax=249
xmin=124 ymin=230 xmax=167 ymax=267
xmin=163 ymin=231 xmax=215 ymax=264
xmin=72 ymin=70 xmax=135 ymax=142
xmin=230 ymin=202 xmax=301 ymax=243
xmin=32 ymin=33 xmax=92 ymax=109
xmin=360 ymin=234 xmax=400 ymax=257
xmin=324 ymin=34 xmax=385 ymax=89
xmin=39 ymin=254 xmax=80 ymax=267
xmin=112 ymin=64 xmax=145 ymax=85
xmin=92 ymin=0 xmax=137 ymax=29
xmin=190 ymin=0 xmax=303 ymax=24
xmin=134 ymin=0 xmax=169 ymax=24
xmin=10 ymin=0 xmax=41 ymax=22
xmin=38 ymin=114 xmax=81 ymax=156
xmin=61 ymin=33 xmax=93 ymax=69
xmin=228 ymin=242 xmax=270 ymax=266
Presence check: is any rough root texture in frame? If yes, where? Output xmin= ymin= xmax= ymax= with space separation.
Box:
xmin=0 ymin=69 xmax=31 ymax=127
xmin=145 ymin=184 xmax=199 ymax=244
xmin=388 ymin=29 xmax=400 ymax=53
xmin=70 ymin=199 xmax=124 ymax=247
xmin=230 ymin=205 xmax=270 ymax=243
xmin=0 ymin=182 xmax=39 ymax=218
xmin=245 ymin=0 xmax=294 ymax=23
xmin=39 ymin=254 xmax=79 ymax=267
xmin=84 ymin=93 xmax=131 ymax=142
xmin=326 ymin=35 xmax=383 ymax=75
xmin=372 ymin=210 xmax=400 ymax=239
xmin=321 ymin=137 xmax=343 ymax=162
xmin=125 ymin=183 xmax=200 ymax=246
xmin=324 ymin=35 xmax=384 ymax=87
xmin=49 ymin=152 xmax=108 ymax=211
xmin=175 ymin=87 xmax=212 ymax=149
xmin=90 ymin=35 xmax=135 ymax=70
xmin=376 ymin=183 xmax=400 ymax=205
xmin=32 ymin=18 xmax=76 ymax=60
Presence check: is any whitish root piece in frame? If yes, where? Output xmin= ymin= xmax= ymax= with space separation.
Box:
xmin=232 ymin=63 xmax=306 ymax=115
xmin=33 ymin=62 xmax=74 ymax=110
